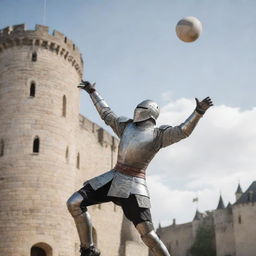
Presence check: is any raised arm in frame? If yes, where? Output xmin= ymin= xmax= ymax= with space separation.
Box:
xmin=157 ymin=97 xmax=213 ymax=149
xmin=78 ymin=80 xmax=130 ymax=137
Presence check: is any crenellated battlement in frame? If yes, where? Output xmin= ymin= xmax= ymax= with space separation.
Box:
xmin=0 ymin=24 xmax=83 ymax=77
xmin=79 ymin=114 xmax=119 ymax=151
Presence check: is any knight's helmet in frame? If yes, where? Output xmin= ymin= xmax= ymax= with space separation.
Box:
xmin=133 ymin=100 xmax=160 ymax=123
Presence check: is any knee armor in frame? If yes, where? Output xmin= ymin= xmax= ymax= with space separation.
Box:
xmin=136 ymin=221 xmax=170 ymax=256
xmin=67 ymin=192 xmax=85 ymax=216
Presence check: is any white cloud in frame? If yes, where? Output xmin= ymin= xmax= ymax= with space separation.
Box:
xmin=147 ymin=98 xmax=256 ymax=227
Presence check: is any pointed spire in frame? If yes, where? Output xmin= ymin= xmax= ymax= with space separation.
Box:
xmin=236 ymin=183 xmax=243 ymax=194
xmin=217 ymin=194 xmax=225 ymax=209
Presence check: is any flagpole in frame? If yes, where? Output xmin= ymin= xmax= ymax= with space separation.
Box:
xmin=43 ymin=0 xmax=47 ymax=25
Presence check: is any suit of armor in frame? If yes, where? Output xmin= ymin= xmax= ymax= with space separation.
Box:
xmin=67 ymin=82 xmax=213 ymax=256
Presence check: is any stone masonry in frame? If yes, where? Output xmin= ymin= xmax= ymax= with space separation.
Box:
xmin=0 ymin=24 xmax=147 ymax=256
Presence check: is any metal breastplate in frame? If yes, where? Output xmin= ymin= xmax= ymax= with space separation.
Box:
xmin=117 ymin=123 xmax=157 ymax=170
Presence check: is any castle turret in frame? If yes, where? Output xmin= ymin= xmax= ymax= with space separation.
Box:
xmin=235 ymin=183 xmax=243 ymax=201
xmin=216 ymin=194 xmax=225 ymax=210
xmin=233 ymin=181 xmax=256 ymax=256
xmin=0 ymin=24 xmax=83 ymax=256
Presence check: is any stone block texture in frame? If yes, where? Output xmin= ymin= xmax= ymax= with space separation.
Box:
xmin=0 ymin=24 xmax=135 ymax=256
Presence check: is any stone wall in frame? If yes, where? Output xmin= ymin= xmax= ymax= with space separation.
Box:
xmin=214 ymin=208 xmax=235 ymax=256
xmin=157 ymin=221 xmax=193 ymax=256
xmin=0 ymin=24 xmax=125 ymax=256
xmin=233 ymin=203 xmax=256 ymax=256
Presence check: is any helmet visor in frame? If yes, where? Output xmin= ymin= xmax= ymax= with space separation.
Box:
xmin=133 ymin=107 xmax=153 ymax=123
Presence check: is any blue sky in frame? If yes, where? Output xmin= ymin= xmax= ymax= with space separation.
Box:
xmin=1 ymin=0 xmax=256 ymax=225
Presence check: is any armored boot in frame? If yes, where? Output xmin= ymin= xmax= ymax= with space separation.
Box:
xmin=80 ymin=246 xmax=101 ymax=256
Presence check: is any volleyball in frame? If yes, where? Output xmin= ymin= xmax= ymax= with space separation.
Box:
xmin=176 ymin=16 xmax=202 ymax=43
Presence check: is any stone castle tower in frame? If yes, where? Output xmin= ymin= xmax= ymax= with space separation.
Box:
xmin=0 ymin=24 xmax=147 ymax=256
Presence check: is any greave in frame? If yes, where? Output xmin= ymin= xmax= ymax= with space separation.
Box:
xmin=141 ymin=230 xmax=170 ymax=256
xmin=136 ymin=221 xmax=170 ymax=256
xmin=67 ymin=192 xmax=93 ymax=248
xmin=74 ymin=211 xmax=93 ymax=248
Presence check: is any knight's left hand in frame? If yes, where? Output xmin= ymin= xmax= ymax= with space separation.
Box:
xmin=195 ymin=97 xmax=213 ymax=114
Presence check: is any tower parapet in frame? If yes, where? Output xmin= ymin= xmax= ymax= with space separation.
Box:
xmin=0 ymin=24 xmax=83 ymax=77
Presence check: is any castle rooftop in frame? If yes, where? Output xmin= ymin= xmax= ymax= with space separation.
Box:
xmin=216 ymin=195 xmax=225 ymax=210
xmin=235 ymin=181 xmax=256 ymax=205
xmin=235 ymin=183 xmax=243 ymax=194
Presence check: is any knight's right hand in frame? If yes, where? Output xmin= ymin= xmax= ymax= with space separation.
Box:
xmin=77 ymin=80 xmax=96 ymax=94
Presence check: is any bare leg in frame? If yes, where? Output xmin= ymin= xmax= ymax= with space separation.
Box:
xmin=136 ymin=221 xmax=170 ymax=256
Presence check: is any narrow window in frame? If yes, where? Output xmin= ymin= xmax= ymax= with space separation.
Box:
xmin=0 ymin=139 xmax=4 ymax=157
xmin=76 ymin=152 xmax=80 ymax=169
xmin=30 ymin=82 xmax=36 ymax=97
xmin=238 ymin=215 xmax=242 ymax=224
xmin=65 ymin=146 xmax=69 ymax=161
xmin=62 ymin=95 xmax=67 ymax=117
xmin=32 ymin=51 xmax=37 ymax=62
xmin=33 ymin=137 xmax=40 ymax=153
xmin=92 ymin=227 xmax=98 ymax=247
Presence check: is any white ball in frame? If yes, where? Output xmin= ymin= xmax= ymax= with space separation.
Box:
xmin=176 ymin=16 xmax=202 ymax=42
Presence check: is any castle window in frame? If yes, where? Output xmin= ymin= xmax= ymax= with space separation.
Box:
xmin=76 ymin=152 xmax=80 ymax=169
xmin=238 ymin=215 xmax=242 ymax=224
xmin=31 ymin=243 xmax=52 ymax=256
xmin=62 ymin=95 xmax=67 ymax=117
xmin=92 ymin=227 xmax=98 ymax=247
xmin=33 ymin=137 xmax=40 ymax=153
xmin=30 ymin=82 xmax=36 ymax=97
xmin=31 ymin=247 xmax=46 ymax=256
xmin=0 ymin=139 xmax=4 ymax=157
xmin=65 ymin=146 xmax=69 ymax=161
xmin=32 ymin=51 xmax=37 ymax=62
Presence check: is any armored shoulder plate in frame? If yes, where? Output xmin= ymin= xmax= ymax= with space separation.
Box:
xmin=159 ymin=125 xmax=172 ymax=131
xmin=117 ymin=116 xmax=132 ymax=123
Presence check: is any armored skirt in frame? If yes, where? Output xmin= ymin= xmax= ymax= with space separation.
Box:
xmin=77 ymin=169 xmax=152 ymax=226
xmin=83 ymin=169 xmax=151 ymax=208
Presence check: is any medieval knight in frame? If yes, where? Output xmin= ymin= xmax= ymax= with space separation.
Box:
xmin=67 ymin=80 xmax=213 ymax=256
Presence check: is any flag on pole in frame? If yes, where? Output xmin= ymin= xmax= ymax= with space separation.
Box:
xmin=193 ymin=197 xmax=198 ymax=202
